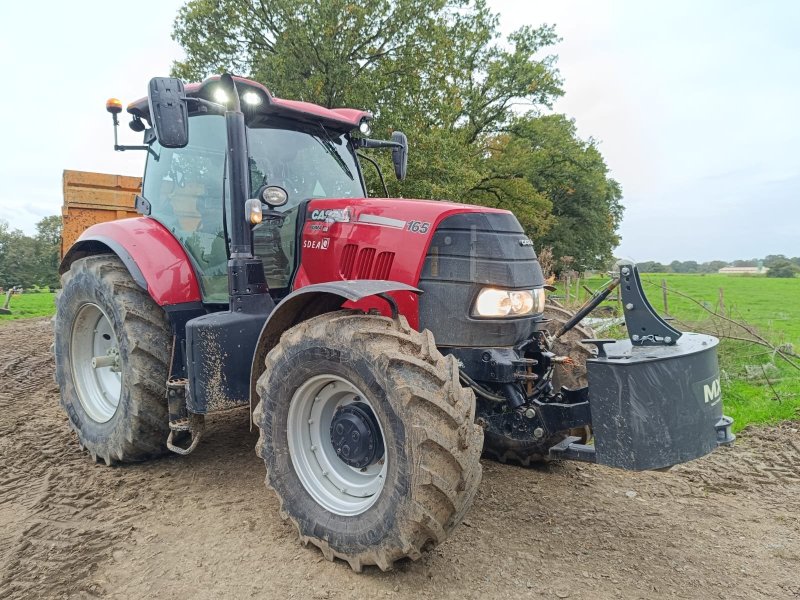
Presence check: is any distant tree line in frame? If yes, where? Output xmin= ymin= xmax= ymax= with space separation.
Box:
xmin=0 ymin=216 xmax=62 ymax=289
xmin=636 ymin=256 xmax=800 ymax=278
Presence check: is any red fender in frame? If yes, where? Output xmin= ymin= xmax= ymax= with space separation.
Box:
xmin=60 ymin=217 xmax=201 ymax=306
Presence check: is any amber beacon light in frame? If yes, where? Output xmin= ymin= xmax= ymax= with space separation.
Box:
xmin=105 ymin=98 xmax=123 ymax=114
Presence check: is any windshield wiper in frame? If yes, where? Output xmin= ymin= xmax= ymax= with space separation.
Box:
xmin=315 ymin=124 xmax=354 ymax=181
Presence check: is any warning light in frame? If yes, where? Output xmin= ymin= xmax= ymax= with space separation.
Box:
xmin=106 ymin=98 xmax=123 ymax=114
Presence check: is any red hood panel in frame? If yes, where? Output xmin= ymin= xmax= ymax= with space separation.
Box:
xmin=294 ymin=198 xmax=510 ymax=328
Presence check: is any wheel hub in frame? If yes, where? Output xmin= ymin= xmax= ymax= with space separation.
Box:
xmin=330 ymin=402 xmax=384 ymax=468
xmin=287 ymin=375 xmax=388 ymax=516
xmin=71 ymin=303 xmax=122 ymax=424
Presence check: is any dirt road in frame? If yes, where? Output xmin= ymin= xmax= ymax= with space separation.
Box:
xmin=1 ymin=317 xmax=799 ymax=599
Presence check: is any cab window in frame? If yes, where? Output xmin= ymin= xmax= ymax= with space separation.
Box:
xmin=142 ymin=115 xmax=229 ymax=304
xmin=247 ymin=118 xmax=364 ymax=292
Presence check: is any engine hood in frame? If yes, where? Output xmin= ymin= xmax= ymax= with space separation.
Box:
xmin=292 ymin=197 xmax=540 ymax=331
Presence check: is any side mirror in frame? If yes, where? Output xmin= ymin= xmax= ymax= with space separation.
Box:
xmin=147 ymin=77 xmax=189 ymax=149
xmin=391 ymin=131 xmax=408 ymax=181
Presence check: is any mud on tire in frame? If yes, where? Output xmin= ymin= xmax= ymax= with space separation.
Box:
xmin=254 ymin=311 xmax=483 ymax=572
xmin=54 ymin=255 xmax=171 ymax=464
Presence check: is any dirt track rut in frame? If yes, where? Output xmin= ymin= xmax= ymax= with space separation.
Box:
xmin=1 ymin=317 xmax=799 ymax=599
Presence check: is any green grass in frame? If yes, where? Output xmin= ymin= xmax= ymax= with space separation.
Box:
xmin=557 ymin=272 xmax=800 ymax=431
xmin=0 ymin=292 xmax=56 ymax=322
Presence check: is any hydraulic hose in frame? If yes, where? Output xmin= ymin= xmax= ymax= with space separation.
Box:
xmin=555 ymin=278 xmax=620 ymax=339
xmin=459 ymin=371 xmax=506 ymax=403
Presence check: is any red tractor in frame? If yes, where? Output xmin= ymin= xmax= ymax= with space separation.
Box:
xmin=55 ymin=75 xmax=733 ymax=571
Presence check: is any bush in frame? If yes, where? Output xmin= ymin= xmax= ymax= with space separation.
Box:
xmin=766 ymin=260 xmax=799 ymax=278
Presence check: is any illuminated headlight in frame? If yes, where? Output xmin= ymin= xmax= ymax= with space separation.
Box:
xmin=359 ymin=119 xmax=371 ymax=135
xmin=242 ymin=91 xmax=262 ymax=106
xmin=472 ymin=287 xmax=545 ymax=318
xmin=213 ymin=87 xmax=229 ymax=104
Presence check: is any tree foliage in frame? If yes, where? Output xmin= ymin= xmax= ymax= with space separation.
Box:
xmin=172 ymin=0 xmax=623 ymax=269
xmin=766 ymin=259 xmax=799 ymax=278
xmin=0 ymin=217 xmax=62 ymax=289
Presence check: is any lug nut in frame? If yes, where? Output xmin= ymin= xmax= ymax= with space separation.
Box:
xmin=533 ymin=427 xmax=544 ymax=439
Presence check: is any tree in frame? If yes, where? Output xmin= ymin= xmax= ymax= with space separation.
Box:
xmin=637 ymin=261 xmax=667 ymax=273
xmin=0 ymin=217 xmax=62 ymax=289
xmin=733 ymin=259 xmax=757 ymax=267
xmin=766 ymin=259 xmax=799 ymax=278
xmin=36 ymin=215 xmax=62 ymax=247
xmin=34 ymin=216 xmax=62 ymax=288
xmin=172 ymin=0 xmax=622 ymax=268
xmin=0 ymin=220 xmax=39 ymax=288
xmin=496 ymin=114 xmax=622 ymax=270
xmin=700 ymin=260 xmax=728 ymax=273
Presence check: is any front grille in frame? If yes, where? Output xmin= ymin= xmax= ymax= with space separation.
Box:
xmin=339 ymin=245 xmax=395 ymax=280
xmin=372 ymin=251 xmax=394 ymax=280
xmin=418 ymin=211 xmax=544 ymax=347
xmin=355 ymin=247 xmax=375 ymax=278
xmin=339 ymin=243 xmax=358 ymax=278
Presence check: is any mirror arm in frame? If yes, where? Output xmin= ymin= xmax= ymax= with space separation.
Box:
xmin=357 ymin=152 xmax=389 ymax=197
xmin=354 ymin=138 xmax=402 ymax=150
xmin=110 ymin=111 xmax=154 ymax=154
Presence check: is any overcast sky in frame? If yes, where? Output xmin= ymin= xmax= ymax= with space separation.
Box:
xmin=0 ymin=1 xmax=797 ymax=262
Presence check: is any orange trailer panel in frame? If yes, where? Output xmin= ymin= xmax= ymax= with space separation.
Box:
xmin=61 ymin=170 xmax=141 ymax=257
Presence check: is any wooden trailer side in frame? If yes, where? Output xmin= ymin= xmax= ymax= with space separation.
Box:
xmin=61 ymin=170 xmax=142 ymax=258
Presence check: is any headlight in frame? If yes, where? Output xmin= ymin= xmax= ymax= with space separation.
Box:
xmin=242 ymin=91 xmax=262 ymax=106
xmin=472 ymin=287 xmax=545 ymax=318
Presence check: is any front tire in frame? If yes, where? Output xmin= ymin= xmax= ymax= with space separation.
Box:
xmin=254 ymin=311 xmax=483 ymax=571
xmin=54 ymin=255 xmax=171 ymax=464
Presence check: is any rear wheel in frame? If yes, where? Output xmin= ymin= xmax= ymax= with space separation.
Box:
xmin=254 ymin=311 xmax=483 ymax=571
xmin=54 ymin=255 xmax=171 ymax=464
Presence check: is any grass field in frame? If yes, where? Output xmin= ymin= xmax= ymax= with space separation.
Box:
xmin=3 ymin=276 xmax=799 ymax=431
xmin=558 ymin=272 xmax=800 ymax=431
xmin=0 ymin=292 xmax=56 ymax=323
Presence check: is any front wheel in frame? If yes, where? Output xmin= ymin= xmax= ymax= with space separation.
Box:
xmin=54 ymin=255 xmax=171 ymax=464
xmin=254 ymin=311 xmax=483 ymax=571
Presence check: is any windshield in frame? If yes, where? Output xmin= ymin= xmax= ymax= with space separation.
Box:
xmin=142 ymin=114 xmax=364 ymax=303
xmin=246 ymin=116 xmax=365 ymax=210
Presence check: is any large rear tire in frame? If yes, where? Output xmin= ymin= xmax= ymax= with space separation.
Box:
xmin=54 ymin=255 xmax=171 ymax=464
xmin=254 ymin=311 xmax=483 ymax=571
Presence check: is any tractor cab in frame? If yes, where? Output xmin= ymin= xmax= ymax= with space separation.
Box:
xmin=126 ymin=76 xmax=372 ymax=303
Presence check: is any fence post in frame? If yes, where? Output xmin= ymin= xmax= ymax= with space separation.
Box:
xmin=661 ymin=279 xmax=669 ymax=314
xmin=718 ymin=287 xmax=725 ymax=315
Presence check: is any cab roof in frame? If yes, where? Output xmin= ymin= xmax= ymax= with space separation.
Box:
xmin=127 ymin=75 xmax=371 ymax=132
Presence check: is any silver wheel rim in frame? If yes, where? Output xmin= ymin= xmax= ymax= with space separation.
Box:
xmin=70 ymin=303 xmax=122 ymax=423
xmin=287 ymin=374 xmax=387 ymax=516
